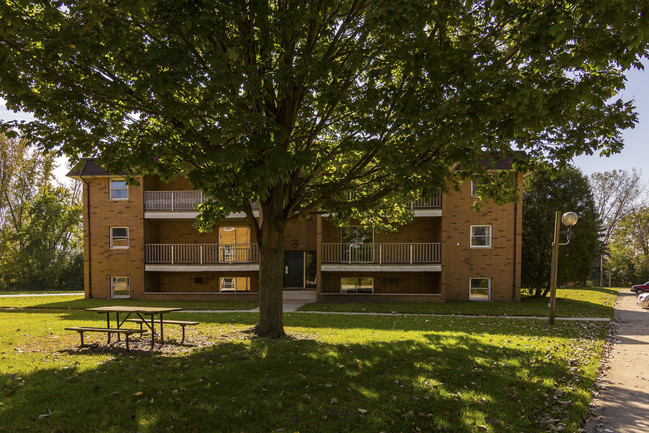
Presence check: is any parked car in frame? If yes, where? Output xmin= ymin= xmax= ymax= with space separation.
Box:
xmin=631 ymin=282 xmax=649 ymax=295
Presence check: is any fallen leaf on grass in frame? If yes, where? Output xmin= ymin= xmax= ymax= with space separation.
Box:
xmin=37 ymin=410 xmax=51 ymax=419
xmin=133 ymin=391 xmax=143 ymax=397
xmin=357 ymin=408 xmax=367 ymax=414
xmin=330 ymin=398 xmax=338 ymax=404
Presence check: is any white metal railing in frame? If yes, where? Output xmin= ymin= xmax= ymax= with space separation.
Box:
xmin=144 ymin=191 xmax=260 ymax=212
xmin=321 ymin=243 xmax=441 ymax=264
xmin=146 ymin=243 xmax=259 ymax=264
xmin=144 ymin=190 xmax=439 ymax=212
xmin=144 ymin=191 xmax=204 ymax=211
xmin=407 ymin=190 xmax=442 ymax=209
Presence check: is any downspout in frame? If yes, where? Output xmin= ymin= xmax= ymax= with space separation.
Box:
xmin=512 ymin=201 xmax=518 ymax=300
xmin=79 ymin=160 xmax=92 ymax=298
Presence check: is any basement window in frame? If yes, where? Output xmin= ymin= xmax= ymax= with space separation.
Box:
xmin=469 ymin=278 xmax=491 ymax=301
xmin=341 ymin=277 xmax=373 ymax=294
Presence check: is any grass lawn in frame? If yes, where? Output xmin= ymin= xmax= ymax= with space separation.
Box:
xmin=0 ymin=290 xmax=83 ymax=295
xmin=0 ymin=301 xmax=611 ymax=432
xmin=299 ymin=286 xmax=618 ymax=318
xmin=0 ymin=296 xmax=258 ymax=311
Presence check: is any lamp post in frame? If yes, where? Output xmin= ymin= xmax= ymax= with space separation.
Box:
xmin=549 ymin=211 xmax=579 ymax=324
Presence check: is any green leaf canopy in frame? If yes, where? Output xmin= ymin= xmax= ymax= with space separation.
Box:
xmin=0 ymin=0 xmax=646 ymax=221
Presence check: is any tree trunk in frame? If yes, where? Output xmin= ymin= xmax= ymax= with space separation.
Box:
xmin=254 ymin=207 xmax=287 ymax=338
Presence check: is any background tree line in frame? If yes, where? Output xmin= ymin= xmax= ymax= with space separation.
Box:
xmin=522 ymin=165 xmax=647 ymax=295
xmin=0 ymin=134 xmax=83 ymax=291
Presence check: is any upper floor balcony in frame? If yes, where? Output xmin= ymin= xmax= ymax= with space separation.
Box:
xmin=144 ymin=190 xmax=441 ymax=219
xmin=321 ymin=242 xmax=441 ymax=272
xmin=145 ymin=243 xmax=259 ymax=272
xmin=144 ymin=191 xmax=258 ymax=219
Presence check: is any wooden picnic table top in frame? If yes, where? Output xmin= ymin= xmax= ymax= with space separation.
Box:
xmin=85 ymin=306 xmax=183 ymax=314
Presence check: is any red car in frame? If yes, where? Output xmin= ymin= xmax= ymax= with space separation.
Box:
xmin=631 ymin=282 xmax=649 ymax=295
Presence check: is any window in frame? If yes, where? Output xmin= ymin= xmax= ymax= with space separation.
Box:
xmin=219 ymin=277 xmax=250 ymax=292
xmin=110 ymin=180 xmax=128 ymax=200
xmin=384 ymin=277 xmax=399 ymax=285
xmin=471 ymin=179 xmax=482 ymax=197
xmin=341 ymin=277 xmax=374 ymax=294
xmin=111 ymin=276 xmax=130 ymax=298
xmin=470 ymin=225 xmax=492 ymax=248
xmin=220 ymin=277 xmax=236 ymax=292
xmin=110 ymin=227 xmax=129 ymax=249
xmin=469 ymin=278 xmax=491 ymax=301
xmin=193 ymin=276 xmax=207 ymax=285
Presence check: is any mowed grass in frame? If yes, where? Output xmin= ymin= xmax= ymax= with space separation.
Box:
xmin=0 ymin=290 xmax=84 ymax=295
xmin=0 ymin=296 xmax=258 ymax=311
xmin=0 ymin=303 xmax=610 ymax=432
xmin=300 ymin=287 xmax=618 ymax=318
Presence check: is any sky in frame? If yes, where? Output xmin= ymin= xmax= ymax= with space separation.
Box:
xmin=571 ymin=64 xmax=648 ymax=176
xmin=1 ymin=63 xmax=647 ymax=182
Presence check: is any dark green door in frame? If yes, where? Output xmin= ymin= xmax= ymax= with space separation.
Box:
xmin=284 ymin=251 xmax=304 ymax=288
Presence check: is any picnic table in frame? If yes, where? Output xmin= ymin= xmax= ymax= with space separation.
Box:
xmin=84 ymin=306 xmax=183 ymax=348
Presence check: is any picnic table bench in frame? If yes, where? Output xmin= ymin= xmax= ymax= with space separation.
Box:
xmin=124 ymin=318 xmax=199 ymax=344
xmin=84 ymin=306 xmax=183 ymax=348
xmin=65 ymin=326 xmax=147 ymax=351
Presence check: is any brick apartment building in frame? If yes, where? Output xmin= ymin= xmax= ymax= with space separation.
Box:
xmin=68 ymin=159 xmax=522 ymax=303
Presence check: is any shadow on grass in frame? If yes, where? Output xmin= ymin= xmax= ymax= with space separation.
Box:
xmin=0 ymin=297 xmax=258 ymax=311
xmin=301 ymin=287 xmax=616 ymax=319
xmin=1 ymin=333 xmax=593 ymax=433
xmin=0 ymin=306 xmax=610 ymax=342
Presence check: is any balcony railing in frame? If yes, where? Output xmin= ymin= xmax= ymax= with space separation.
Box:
xmin=144 ymin=191 xmax=259 ymax=212
xmin=144 ymin=190 xmax=440 ymax=212
xmin=146 ymin=243 xmax=259 ymax=264
xmin=145 ymin=191 xmax=204 ymax=211
xmin=408 ymin=192 xmax=442 ymax=209
xmin=322 ymin=243 xmax=441 ymax=264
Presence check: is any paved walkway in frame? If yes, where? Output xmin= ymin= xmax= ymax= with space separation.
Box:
xmin=584 ymin=289 xmax=649 ymax=433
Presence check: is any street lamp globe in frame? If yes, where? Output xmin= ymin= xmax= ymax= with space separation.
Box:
xmin=561 ymin=211 xmax=578 ymax=227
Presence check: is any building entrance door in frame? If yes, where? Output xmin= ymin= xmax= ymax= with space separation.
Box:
xmin=284 ymin=251 xmax=304 ymax=288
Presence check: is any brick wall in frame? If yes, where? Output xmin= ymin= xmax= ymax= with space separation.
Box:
xmin=80 ymin=172 xmax=521 ymax=302
xmin=322 ymin=217 xmax=441 ymax=243
xmin=146 ymin=221 xmax=253 ymax=244
xmin=284 ymin=218 xmax=317 ymax=251
xmin=155 ymin=272 xmax=259 ymax=293
xmin=321 ymin=272 xmax=441 ymax=294
xmin=82 ymin=176 xmax=145 ymax=298
xmin=440 ymin=175 xmax=522 ymax=301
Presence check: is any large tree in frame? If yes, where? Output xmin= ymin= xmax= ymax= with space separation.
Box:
xmin=589 ymin=169 xmax=645 ymax=286
xmin=590 ymin=169 xmax=645 ymax=243
xmin=0 ymin=134 xmax=83 ymax=290
xmin=608 ymin=207 xmax=649 ymax=286
xmin=522 ymin=166 xmax=600 ymax=296
xmin=1 ymin=1 xmax=647 ymax=337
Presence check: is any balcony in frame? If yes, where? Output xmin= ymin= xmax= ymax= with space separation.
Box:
xmin=145 ymin=243 xmax=259 ymax=272
xmin=143 ymin=190 xmax=439 ymax=218
xmin=145 ymin=191 xmax=204 ymax=211
xmin=321 ymin=242 xmax=441 ymax=272
xmin=407 ymin=193 xmax=442 ymax=209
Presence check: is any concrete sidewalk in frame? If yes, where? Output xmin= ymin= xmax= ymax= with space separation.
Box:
xmin=584 ymin=289 xmax=649 ymax=433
